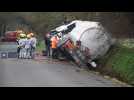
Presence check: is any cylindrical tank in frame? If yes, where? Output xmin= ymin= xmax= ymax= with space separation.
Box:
xmin=68 ymin=20 xmax=113 ymax=60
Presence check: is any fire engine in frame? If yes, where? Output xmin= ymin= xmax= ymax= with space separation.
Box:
xmin=1 ymin=31 xmax=20 ymax=42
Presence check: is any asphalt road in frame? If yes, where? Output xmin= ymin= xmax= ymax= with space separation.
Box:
xmin=0 ymin=58 xmax=128 ymax=87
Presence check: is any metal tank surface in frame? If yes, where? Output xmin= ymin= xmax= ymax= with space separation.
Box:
xmin=68 ymin=20 xmax=113 ymax=60
xmin=55 ymin=20 xmax=113 ymax=67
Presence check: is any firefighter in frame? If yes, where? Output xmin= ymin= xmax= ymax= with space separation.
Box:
xmin=17 ymin=34 xmax=21 ymax=58
xmin=29 ymin=33 xmax=37 ymax=59
xmin=25 ymin=34 xmax=32 ymax=59
xmin=18 ymin=33 xmax=27 ymax=59
xmin=16 ymin=30 xmax=23 ymax=58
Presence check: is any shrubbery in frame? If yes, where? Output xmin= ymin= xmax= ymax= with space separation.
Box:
xmin=98 ymin=41 xmax=134 ymax=85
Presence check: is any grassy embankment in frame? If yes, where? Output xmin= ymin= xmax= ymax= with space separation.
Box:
xmin=97 ymin=39 xmax=134 ymax=85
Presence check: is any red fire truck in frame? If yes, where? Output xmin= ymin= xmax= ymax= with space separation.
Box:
xmin=1 ymin=31 xmax=19 ymax=42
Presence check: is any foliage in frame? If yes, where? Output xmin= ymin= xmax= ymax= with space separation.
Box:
xmin=36 ymin=40 xmax=45 ymax=52
xmin=98 ymin=43 xmax=134 ymax=85
xmin=0 ymin=12 xmax=134 ymax=38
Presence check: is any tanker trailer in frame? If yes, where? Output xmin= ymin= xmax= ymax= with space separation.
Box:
xmin=55 ymin=20 xmax=114 ymax=68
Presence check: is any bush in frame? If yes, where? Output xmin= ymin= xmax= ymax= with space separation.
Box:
xmin=36 ymin=40 xmax=45 ymax=52
xmin=98 ymin=44 xmax=134 ymax=85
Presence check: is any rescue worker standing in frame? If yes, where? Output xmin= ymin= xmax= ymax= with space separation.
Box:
xmin=18 ymin=33 xmax=27 ymax=59
xmin=25 ymin=34 xmax=32 ymax=59
xmin=44 ymin=33 xmax=51 ymax=57
xmin=16 ymin=30 xmax=23 ymax=58
xmin=17 ymin=34 xmax=21 ymax=58
xmin=29 ymin=33 xmax=37 ymax=59
xmin=51 ymin=35 xmax=59 ymax=59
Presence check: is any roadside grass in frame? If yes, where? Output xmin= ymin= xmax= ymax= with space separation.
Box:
xmin=97 ymin=41 xmax=134 ymax=85
xmin=36 ymin=40 xmax=46 ymax=53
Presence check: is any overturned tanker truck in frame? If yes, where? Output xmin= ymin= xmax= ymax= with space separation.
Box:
xmin=51 ymin=20 xmax=114 ymax=68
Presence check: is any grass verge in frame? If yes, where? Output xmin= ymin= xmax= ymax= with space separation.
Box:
xmin=36 ymin=40 xmax=46 ymax=53
xmin=97 ymin=43 xmax=134 ymax=85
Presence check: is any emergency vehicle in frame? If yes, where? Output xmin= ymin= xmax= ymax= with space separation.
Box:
xmin=1 ymin=31 xmax=20 ymax=42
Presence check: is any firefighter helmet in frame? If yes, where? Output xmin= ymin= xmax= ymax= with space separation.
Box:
xmin=30 ymin=33 xmax=34 ymax=37
xmin=20 ymin=33 xmax=26 ymax=38
xmin=27 ymin=34 xmax=31 ymax=39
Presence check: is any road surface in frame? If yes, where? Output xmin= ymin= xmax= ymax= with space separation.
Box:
xmin=0 ymin=58 xmax=128 ymax=87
